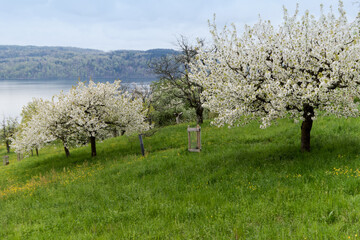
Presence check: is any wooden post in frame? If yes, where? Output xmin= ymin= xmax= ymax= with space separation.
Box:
xmin=196 ymin=124 xmax=201 ymax=150
xmin=3 ymin=155 xmax=9 ymax=165
xmin=188 ymin=125 xmax=191 ymax=150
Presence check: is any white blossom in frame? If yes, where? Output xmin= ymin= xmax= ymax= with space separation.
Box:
xmin=190 ymin=2 xmax=360 ymax=129
xmin=12 ymin=80 xmax=149 ymax=156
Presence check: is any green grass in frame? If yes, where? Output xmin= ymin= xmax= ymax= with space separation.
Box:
xmin=1 ymin=117 xmax=360 ymax=239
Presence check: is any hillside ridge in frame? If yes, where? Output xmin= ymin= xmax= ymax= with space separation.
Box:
xmin=0 ymin=45 xmax=178 ymax=80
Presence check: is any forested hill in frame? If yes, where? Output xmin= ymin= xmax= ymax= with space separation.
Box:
xmin=0 ymin=45 xmax=178 ymax=81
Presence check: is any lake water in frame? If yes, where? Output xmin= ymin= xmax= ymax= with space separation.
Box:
xmin=0 ymin=79 xmax=154 ymax=118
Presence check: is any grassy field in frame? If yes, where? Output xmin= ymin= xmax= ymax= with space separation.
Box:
xmin=1 ymin=117 xmax=360 ymax=239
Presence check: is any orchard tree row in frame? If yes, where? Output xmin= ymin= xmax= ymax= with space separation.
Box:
xmin=112 ymin=1 xmax=360 ymax=153
xmin=11 ymin=80 xmax=149 ymax=157
xmin=189 ymin=1 xmax=360 ymax=152
xmin=6 ymin=1 xmax=360 ymax=155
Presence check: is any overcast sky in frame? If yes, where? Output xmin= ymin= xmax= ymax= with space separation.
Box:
xmin=0 ymin=0 xmax=358 ymax=51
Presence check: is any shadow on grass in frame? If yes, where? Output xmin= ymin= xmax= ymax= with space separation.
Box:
xmin=199 ymin=130 xmax=360 ymax=177
xmin=4 ymin=118 xmax=360 ymax=187
xmin=2 ymin=135 xmax=145 ymax=185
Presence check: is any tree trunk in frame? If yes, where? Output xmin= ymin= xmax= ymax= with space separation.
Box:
xmin=64 ymin=146 xmax=70 ymax=157
xmin=36 ymin=148 xmax=39 ymax=156
xmin=62 ymin=140 xmax=70 ymax=157
xmin=5 ymin=140 xmax=10 ymax=153
xmin=90 ymin=136 xmax=97 ymax=157
xmin=113 ymin=128 xmax=118 ymax=138
xmin=196 ymin=106 xmax=204 ymax=124
xmin=301 ymin=104 xmax=314 ymax=152
xmin=31 ymin=149 xmax=33 ymax=156
xmin=175 ymin=112 xmax=183 ymax=124
xmin=121 ymin=130 xmax=126 ymax=136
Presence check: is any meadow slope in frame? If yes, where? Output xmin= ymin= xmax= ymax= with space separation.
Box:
xmin=1 ymin=118 xmax=360 ymax=239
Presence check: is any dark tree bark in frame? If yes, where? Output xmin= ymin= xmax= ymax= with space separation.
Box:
xmin=64 ymin=146 xmax=70 ymax=157
xmin=5 ymin=140 xmax=10 ymax=153
xmin=90 ymin=136 xmax=97 ymax=157
xmin=196 ymin=106 xmax=204 ymax=124
xmin=36 ymin=148 xmax=39 ymax=156
xmin=301 ymin=104 xmax=314 ymax=152
xmin=113 ymin=128 xmax=118 ymax=138
xmin=121 ymin=130 xmax=126 ymax=136
xmin=62 ymin=140 xmax=70 ymax=157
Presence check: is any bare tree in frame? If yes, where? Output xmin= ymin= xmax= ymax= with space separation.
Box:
xmin=149 ymin=36 xmax=205 ymax=124
xmin=151 ymin=80 xmax=188 ymax=124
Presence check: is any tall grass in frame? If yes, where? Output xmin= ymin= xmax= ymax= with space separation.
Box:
xmin=1 ymin=116 xmax=360 ymax=239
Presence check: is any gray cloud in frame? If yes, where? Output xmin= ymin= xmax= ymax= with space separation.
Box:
xmin=0 ymin=0 xmax=357 ymax=50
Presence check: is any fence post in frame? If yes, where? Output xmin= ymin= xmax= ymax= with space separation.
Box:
xmin=197 ymin=124 xmax=201 ymax=150
xmin=188 ymin=125 xmax=191 ymax=150
xmin=139 ymin=134 xmax=145 ymax=156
